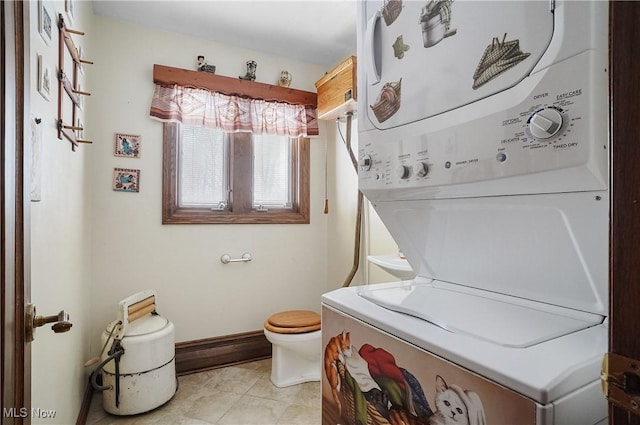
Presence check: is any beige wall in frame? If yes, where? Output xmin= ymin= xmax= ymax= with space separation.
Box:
xmin=29 ymin=1 xmax=94 ymax=423
xmin=324 ymin=116 xmax=405 ymax=286
xmin=87 ymin=16 xmax=334 ymax=345
xmin=325 ymin=117 xmax=364 ymax=289
xmin=366 ymin=203 xmax=406 ymax=283
xmin=28 ymin=5 xmax=398 ymax=423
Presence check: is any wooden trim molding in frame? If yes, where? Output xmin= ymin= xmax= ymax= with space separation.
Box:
xmin=153 ymin=64 xmax=317 ymax=108
xmin=162 ymin=125 xmax=310 ymax=225
xmin=175 ymin=330 xmax=271 ymax=375
xmin=2 ymin=1 xmax=31 ymax=422
xmin=608 ymin=1 xmax=640 ymax=423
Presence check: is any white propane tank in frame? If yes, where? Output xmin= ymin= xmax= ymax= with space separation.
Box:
xmin=98 ymin=291 xmax=177 ymax=415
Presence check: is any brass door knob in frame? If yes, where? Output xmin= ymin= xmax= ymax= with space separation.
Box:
xmin=26 ymin=304 xmax=73 ymax=342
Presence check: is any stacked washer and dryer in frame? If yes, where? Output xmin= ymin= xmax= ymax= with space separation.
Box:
xmin=321 ymin=1 xmax=609 ymax=425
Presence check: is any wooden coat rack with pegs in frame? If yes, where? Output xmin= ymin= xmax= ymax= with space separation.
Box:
xmin=57 ymin=13 xmax=93 ymax=150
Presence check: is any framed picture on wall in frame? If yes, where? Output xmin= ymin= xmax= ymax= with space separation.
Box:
xmin=37 ymin=54 xmax=52 ymax=101
xmin=114 ymin=133 xmax=141 ymax=158
xmin=113 ymin=168 xmax=140 ymax=193
xmin=38 ymin=1 xmax=52 ymax=46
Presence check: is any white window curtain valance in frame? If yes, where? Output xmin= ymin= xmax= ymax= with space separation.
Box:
xmin=149 ymin=84 xmax=318 ymax=137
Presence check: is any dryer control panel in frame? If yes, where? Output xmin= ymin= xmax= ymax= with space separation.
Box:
xmin=358 ymin=52 xmax=608 ymax=199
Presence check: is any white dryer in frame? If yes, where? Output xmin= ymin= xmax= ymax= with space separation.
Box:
xmin=321 ymin=1 xmax=609 ymax=425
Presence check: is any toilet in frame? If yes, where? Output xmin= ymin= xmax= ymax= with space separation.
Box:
xmin=263 ymin=310 xmax=322 ymax=387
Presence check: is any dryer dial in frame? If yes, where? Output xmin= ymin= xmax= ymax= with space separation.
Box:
xmin=527 ymin=107 xmax=564 ymax=140
xmin=416 ymin=162 xmax=429 ymax=177
xmin=397 ymin=165 xmax=411 ymax=179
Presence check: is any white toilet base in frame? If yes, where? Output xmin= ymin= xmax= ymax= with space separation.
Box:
xmin=264 ymin=328 xmax=321 ymax=388
xmin=270 ymin=344 xmax=321 ymax=387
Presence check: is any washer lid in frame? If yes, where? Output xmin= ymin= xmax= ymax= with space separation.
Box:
xmin=370 ymin=193 xmax=609 ymax=317
xmin=358 ymin=281 xmax=603 ymax=348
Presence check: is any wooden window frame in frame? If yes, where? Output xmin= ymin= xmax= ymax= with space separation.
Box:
xmin=163 ymin=123 xmax=310 ymax=224
xmin=154 ymin=64 xmax=316 ymax=225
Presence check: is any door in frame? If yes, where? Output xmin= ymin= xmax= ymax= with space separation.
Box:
xmin=1 ymin=1 xmax=31 ymax=424
xmin=609 ymin=1 xmax=640 ymax=424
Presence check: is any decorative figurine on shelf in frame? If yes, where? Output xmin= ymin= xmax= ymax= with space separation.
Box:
xmin=196 ymin=55 xmax=216 ymax=74
xmin=278 ymin=70 xmax=292 ymax=87
xmin=239 ymin=60 xmax=257 ymax=81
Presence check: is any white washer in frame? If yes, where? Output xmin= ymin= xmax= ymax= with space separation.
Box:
xmin=321 ymin=1 xmax=609 ymax=424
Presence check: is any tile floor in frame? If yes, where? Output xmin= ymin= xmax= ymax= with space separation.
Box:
xmin=86 ymin=359 xmax=321 ymax=425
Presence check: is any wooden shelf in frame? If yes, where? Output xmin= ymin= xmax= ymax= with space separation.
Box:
xmin=153 ymin=64 xmax=317 ymax=108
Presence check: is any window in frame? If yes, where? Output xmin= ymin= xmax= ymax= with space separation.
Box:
xmin=163 ymin=123 xmax=310 ymax=224
xmin=178 ymin=125 xmax=228 ymax=209
xmin=252 ymin=133 xmax=294 ymax=210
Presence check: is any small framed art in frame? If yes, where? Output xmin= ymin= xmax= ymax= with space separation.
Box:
xmin=38 ymin=1 xmax=52 ymax=46
xmin=114 ymin=133 xmax=141 ymax=158
xmin=113 ymin=168 xmax=140 ymax=193
xmin=37 ymin=54 xmax=52 ymax=101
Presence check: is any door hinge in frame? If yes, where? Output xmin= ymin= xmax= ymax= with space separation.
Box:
xmin=602 ymin=352 xmax=640 ymax=414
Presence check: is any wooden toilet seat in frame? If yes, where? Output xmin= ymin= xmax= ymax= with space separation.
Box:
xmin=264 ymin=310 xmax=321 ymax=334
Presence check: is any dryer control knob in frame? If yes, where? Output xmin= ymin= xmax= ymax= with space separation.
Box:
xmin=397 ymin=165 xmax=410 ymax=179
xmin=527 ymin=107 xmax=563 ymax=140
xmin=416 ymin=162 xmax=429 ymax=177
